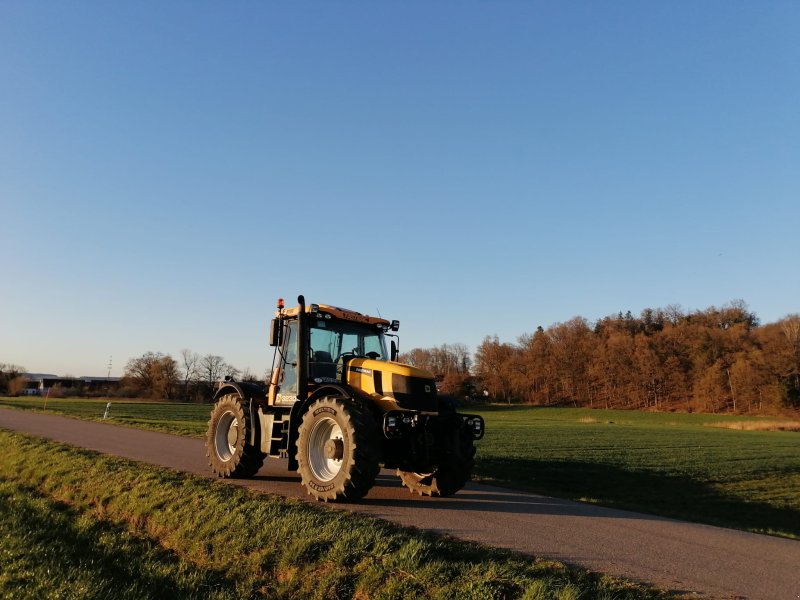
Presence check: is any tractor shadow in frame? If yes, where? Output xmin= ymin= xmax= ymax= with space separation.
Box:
xmin=250 ymin=474 xmax=302 ymax=484
xmin=362 ymin=457 xmax=800 ymax=536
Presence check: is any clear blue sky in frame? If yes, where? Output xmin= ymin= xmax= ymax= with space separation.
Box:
xmin=2 ymin=2 xmax=798 ymax=377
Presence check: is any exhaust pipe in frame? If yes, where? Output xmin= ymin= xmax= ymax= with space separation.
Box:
xmin=297 ymin=295 xmax=309 ymax=401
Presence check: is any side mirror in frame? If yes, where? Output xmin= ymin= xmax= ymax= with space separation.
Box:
xmin=391 ymin=340 xmax=399 ymax=362
xmin=269 ymin=319 xmax=281 ymax=347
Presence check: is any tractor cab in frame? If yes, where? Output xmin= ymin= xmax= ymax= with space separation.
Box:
xmin=268 ymin=299 xmax=400 ymax=406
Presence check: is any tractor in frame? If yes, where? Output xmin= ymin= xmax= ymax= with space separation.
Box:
xmin=206 ymin=295 xmax=484 ymax=501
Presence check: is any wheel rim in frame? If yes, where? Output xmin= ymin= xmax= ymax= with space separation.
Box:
xmin=307 ymin=416 xmax=344 ymax=482
xmin=215 ymin=410 xmax=238 ymax=461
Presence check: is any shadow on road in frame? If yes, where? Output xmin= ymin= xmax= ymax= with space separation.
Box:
xmin=399 ymin=456 xmax=800 ymax=536
xmin=242 ymin=456 xmax=799 ymax=535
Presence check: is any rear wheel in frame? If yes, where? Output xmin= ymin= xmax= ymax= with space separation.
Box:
xmin=398 ymin=423 xmax=475 ymax=496
xmin=206 ymin=394 xmax=264 ymax=478
xmin=296 ymin=396 xmax=380 ymax=502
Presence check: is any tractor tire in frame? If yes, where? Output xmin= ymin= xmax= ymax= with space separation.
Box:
xmin=206 ymin=394 xmax=264 ymax=478
xmin=398 ymin=421 xmax=476 ymax=497
xmin=296 ymin=396 xmax=381 ymax=502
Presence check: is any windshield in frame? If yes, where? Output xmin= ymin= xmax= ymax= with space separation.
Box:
xmin=309 ymin=318 xmax=387 ymax=362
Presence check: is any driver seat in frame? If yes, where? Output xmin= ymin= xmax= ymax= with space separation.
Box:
xmin=310 ymin=350 xmax=336 ymax=380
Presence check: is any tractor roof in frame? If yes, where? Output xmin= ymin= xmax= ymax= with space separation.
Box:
xmin=277 ymin=303 xmax=390 ymax=327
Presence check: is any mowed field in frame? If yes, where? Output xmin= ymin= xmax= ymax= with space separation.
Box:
xmin=2 ymin=397 xmax=799 ymax=540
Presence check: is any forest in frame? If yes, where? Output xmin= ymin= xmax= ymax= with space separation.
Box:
xmin=401 ymin=301 xmax=800 ymax=414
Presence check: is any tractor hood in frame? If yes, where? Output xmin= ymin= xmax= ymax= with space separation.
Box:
xmin=345 ymin=358 xmax=438 ymax=412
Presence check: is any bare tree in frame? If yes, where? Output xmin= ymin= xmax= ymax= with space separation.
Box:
xmin=0 ymin=363 xmax=26 ymax=394
xmin=199 ymin=354 xmax=240 ymax=400
xmin=0 ymin=363 xmax=26 ymax=374
xmin=180 ymin=349 xmax=200 ymax=401
xmin=400 ymin=343 xmax=472 ymax=378
xmin=239 ymin=367 xmax=260 ymax=383
xmin=124 ymin=352 xmax=179 ymax=399
xmin=200 ymin=354 xmax=227 ymax=389
xmin=200 ymin=354 xmax=225 ymax=385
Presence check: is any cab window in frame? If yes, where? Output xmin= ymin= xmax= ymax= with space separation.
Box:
xmin=281 ymin=321 xmax=298 ymax=394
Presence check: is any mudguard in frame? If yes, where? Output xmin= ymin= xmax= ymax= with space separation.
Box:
xmin=213 ymin=381 xmax=267 ymax=447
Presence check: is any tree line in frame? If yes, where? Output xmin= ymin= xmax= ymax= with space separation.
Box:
xmin=1 ymin=354 xmax=251 ymax=402
xmin=399 ymin=343 xmax=474 ymax=398
xmin=121 ymin=350 xmax=255 ymax=401
xmin=6 ymin=300 xmax=799 ymax=413
xmin=405 ymin=301 xmax=799 ymax=413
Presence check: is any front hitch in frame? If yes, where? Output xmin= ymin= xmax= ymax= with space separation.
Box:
xmin=382 ymin=410 xmax=484 ymax=441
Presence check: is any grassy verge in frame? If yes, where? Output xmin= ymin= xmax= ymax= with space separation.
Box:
xmin=0 ymin=480 xmax=238 ymax=599
xmin=0 ymin=430 xmax=670 ymax=600
xmin=470 ymin=406 xmax=800 ymax=539
xmin=3 ymin=397 xmax=799 ymax=538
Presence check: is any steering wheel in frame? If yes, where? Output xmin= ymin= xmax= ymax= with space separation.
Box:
xmin=335 ymin=350 xmax=358 ymax=364
xmin=365 ymin=351 xmax=380 ymax=360
xmin=334 ymin=350 xmax=358 ymax=373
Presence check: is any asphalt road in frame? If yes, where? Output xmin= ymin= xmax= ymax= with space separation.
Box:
xmin=2 ymin=408 xmax=799 ymax=600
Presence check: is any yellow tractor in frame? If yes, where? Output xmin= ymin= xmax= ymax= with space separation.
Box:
xmin=206 ymin=295 xmax=484 ymax=501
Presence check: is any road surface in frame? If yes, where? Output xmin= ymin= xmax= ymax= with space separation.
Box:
xmin=2 ymin=408 xmax=798 ymax=599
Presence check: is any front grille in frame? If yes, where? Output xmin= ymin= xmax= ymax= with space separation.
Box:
xmin=390 ymin=374 xmax=437 ymax=411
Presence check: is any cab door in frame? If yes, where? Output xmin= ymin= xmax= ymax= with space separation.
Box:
xmin=275 ymin=320 xmax=299 ymax=405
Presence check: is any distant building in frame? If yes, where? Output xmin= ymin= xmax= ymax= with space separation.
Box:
xmin=22 ymin=373 xmax=122 ymax=395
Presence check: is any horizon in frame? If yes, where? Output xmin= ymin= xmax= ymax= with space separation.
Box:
xmin=9 ymin=298 xmax=795 ymax=378
xmin=3 ymin=2 xmax=798 ymax=376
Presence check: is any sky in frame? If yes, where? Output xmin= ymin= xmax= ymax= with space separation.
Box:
xmin=2 ymin=2 xmax=799 ymax=377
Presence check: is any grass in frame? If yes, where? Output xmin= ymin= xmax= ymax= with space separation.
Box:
xmin=2 ymin=397 xmax=799 ymax=538
xmin=0 ymin=480 xmax=238 ymax=599
xmin=0 ymin=396 xmax=209 ymax=437
xmin=469 ymin=406 xmax=800 ymax=539
xmin=0 ymin=429 xmax=670 ymax=599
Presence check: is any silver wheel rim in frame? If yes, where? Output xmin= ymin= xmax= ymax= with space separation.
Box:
xmin=215 ymin=410 xmax=238 ymax=461
xmin=308 ymin=416 xmax=344 ymax=482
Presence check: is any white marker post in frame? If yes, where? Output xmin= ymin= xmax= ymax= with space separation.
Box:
xmin=103 ymin=402 xmax=112 ymax=419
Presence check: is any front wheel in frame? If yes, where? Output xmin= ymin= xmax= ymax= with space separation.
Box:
xmin=296 ymin=396 xmax=380 ymax=502
xmin=206 ymin=394 xmax=264 ymax=478
xmin=398 ymin=423 xmax=475 ymax=497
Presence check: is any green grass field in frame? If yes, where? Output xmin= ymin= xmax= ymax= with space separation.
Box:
xmin=0 ymin=429 xmax=669 ymax=599
xmin=2 ymin=397 xmax=799 ymax=538
xmin=469 ymin=406 xmax=800 ymax=539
